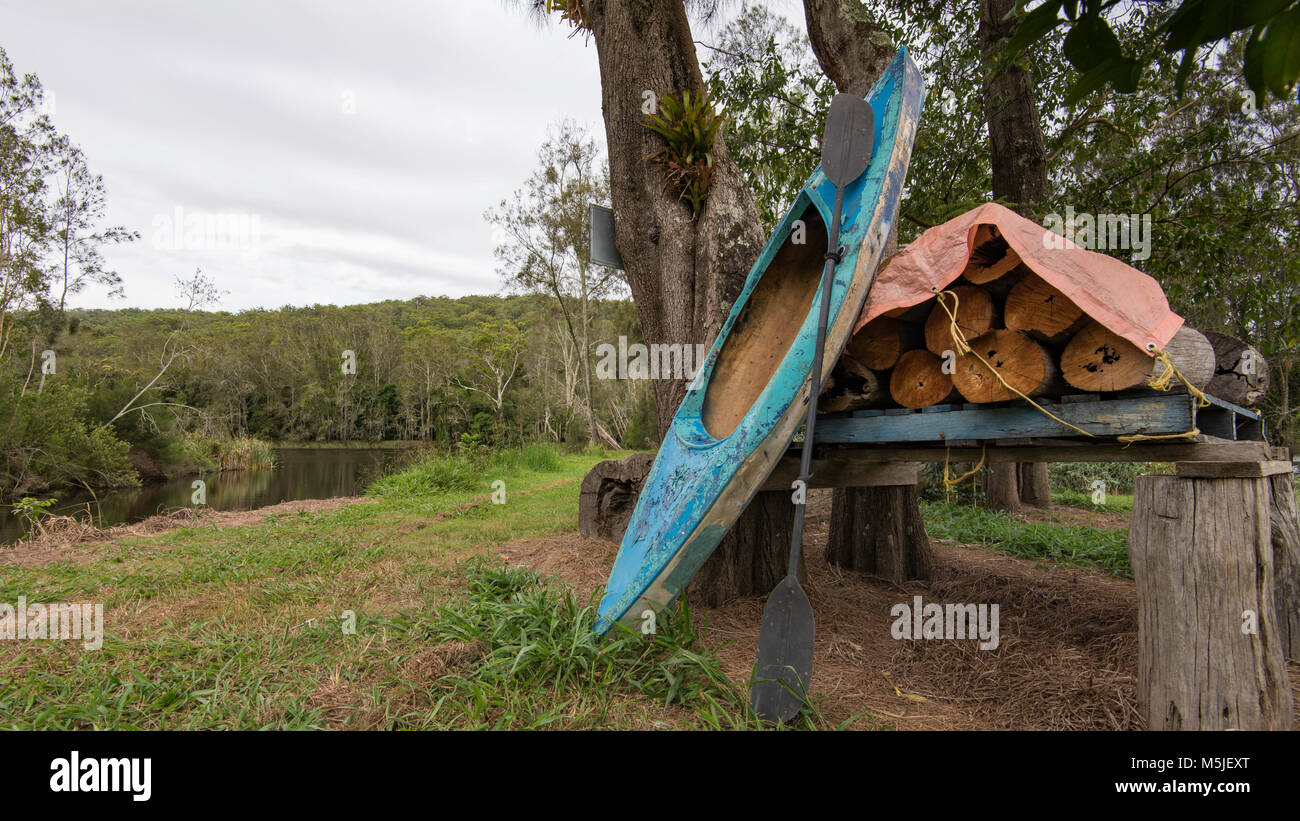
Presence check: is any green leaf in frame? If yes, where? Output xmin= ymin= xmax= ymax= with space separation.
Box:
xmin=1259 ymin=4 xmax=1300 ymax=98
xmin=1244 ymin=22 xmax=1270 ymax=101
xmin=1004 ymin=0 xmax=1068 ymax=62
xmin=1064 ymin=55 xmax=1144 ymax=105
xmin=1162 ymin=0 xmax=1295 ymax=51
xmin=1173 ymin=44 xmax=1200 ymax=98
xmin=1063 ymin=13 xmax=1124 ymax=72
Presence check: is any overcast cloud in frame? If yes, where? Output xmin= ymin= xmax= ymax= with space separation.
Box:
xmin=2 ymin=0 xmax=615 ymax=310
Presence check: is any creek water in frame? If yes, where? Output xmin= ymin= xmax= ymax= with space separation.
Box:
xmin=0 ymin=446 xmax=412 ymax=545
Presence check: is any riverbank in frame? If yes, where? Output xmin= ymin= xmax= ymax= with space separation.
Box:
xmin=3 ymin=447 xmax=1295 ymax=729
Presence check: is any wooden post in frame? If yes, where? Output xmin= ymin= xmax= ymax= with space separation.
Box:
xmin=1128 ymin=471 xmax=1293 ymax=730
xmin=1267 ymin=469 xmax=1300 ymax=660
xmin=826 ymin=479 xmax=931 ymax=583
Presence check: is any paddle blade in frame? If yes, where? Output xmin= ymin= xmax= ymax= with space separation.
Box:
xmin=820 ymin=93 xmax=875 ymax=188
xmin=749 ymin=575 xmax=815 ymax=724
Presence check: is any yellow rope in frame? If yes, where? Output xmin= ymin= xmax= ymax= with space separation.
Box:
xmin=932 ymin=288 xmax=1100 ymax=439
xmin=1116 ymin=428 xmax=1202 ymax=445
xmin=942 ymin=444 xmax=986 ymax=491
xmin=930 ymin=287 xmax=1206 ymax=444
xmin=1147 ymin=347 xmax=1211 ymax=408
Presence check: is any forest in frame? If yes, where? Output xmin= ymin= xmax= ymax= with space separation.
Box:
xmin=2 ymin=1 xmax=1298 ymax=501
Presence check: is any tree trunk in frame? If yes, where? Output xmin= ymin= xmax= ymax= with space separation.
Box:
xmin=981 ymin=0 xmax=1050 ymax=510
xmin=985 ymin=462 xmax=1021 ymax=514
xmin=802 ymin=0 xmax=893 ymax=96
xmin=585 ymin=0 xmax=781 ymax=603
xmin=586 ymin=0 xmax=764 ymax=433
xmin=689 ymin=491 xmax=797 ymax=607
xmin=1018 ymin=462 xmax=1051 ymax=508
xmin=979 ymin=0 xmax=1049 ymax=212
xmin=802 ymin=0 xmax=929 ymax=582
xmin=825 ymin=485 xmax=931 ymax=583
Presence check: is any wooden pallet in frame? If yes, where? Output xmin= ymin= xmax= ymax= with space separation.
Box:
xmin=814 ymin=389 xmax=1264 ymax=446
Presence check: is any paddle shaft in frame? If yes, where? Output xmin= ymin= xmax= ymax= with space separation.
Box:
xmin=786 ymin=186 xmax=845 ymax=579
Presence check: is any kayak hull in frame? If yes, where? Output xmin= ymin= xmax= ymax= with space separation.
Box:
xmin=595 ymin=49 xmax=925 ymax=636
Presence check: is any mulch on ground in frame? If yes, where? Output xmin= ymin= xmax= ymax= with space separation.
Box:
xmin=500 ymin=519 xmax=1300 ymax=731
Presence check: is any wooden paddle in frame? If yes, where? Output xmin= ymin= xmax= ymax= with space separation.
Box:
xmin=751 ymin=93 xmax=875 ymax=725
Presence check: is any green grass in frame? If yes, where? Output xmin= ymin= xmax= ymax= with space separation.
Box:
xmin=2 ymin=438 xmax=1146 ymax=729
xmin=921 ymin=500 xmax=1132 ymax=577
xmin=0 ymin=444 xmax=781 ymax=730
xmin=365 ymin=442 xmax=564 ymax=498
xmin=1051 ymin=489 xmax=1135 ymax=513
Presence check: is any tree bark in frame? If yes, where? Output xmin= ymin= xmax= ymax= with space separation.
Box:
xmin=979 ymin=0 xmax=1049 ymax=212
xmin=985 ymin=462 xmax=1022 ymax=515
xmin=1018 ymin=462 xmax=1051 ymax=508
xmin=584 ymin=0 xmax=781 ymax=603
xmin=689 ymin=491 xmax=798 ymax=607
xmin=826 ymin=485 xmax=931 ymax=583
xmin=802 ymin=0 xmax=894 ymax=96
xmin=1268 ymin=471 xmax=1300 ymax=660
xmin=586 ymin=0 xmax=764 ymax=433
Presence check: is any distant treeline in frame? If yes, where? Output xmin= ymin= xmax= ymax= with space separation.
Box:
xmin=2 ymin=294 xmax=659 ymax=497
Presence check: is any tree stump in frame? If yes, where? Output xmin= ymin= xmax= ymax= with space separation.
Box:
xmin=1128 ymin=473 xmax=1293 ymax=730
xmin=689 ymin=490 xmax=796 ymax=607
xmin=578 ymin=453 xmax=656 ymax=542
xmin=1018 ymin=462 xmax=1051 ymax=508
xmin=825 ymin=485 xmax=931 ymax=583
xmin=1268 ymin=471 xmax=1300 ymax=660
xmin=984 ymin=462 xmax=1022 ymax=514
xmin=580 ymin=453 xmax=794 ymax=606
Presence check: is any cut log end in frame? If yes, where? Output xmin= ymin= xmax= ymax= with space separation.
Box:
xmin=952 ymin=329 xmax=1058 ymax=404
xmin=1060 ymin=322 xmax=1214 ymax=393
xmin=924 ymin=285 xmax=997 ymax=356
xmin=822 ymin=355 xmax=887 ymax=412
xmin=1203 ymin=330 xmax=1271 ymax=406
xmin=889 ymin=349 xmax=956 ymax=409
xmin=1004 ymin=273 xmax=1085 ymax=342
xmin=846 ymin=315 xmax=921 ymax=370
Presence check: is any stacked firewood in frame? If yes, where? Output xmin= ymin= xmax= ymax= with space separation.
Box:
xmin=823 ymin=224 xmax=1270 ymax=412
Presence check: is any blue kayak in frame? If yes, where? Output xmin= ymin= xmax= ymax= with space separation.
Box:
xmin=595 ymin=48 xmax=925 ymax=636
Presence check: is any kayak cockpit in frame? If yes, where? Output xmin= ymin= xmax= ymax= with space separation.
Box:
xmin=701 ymin=203 xmax=828 ymax=439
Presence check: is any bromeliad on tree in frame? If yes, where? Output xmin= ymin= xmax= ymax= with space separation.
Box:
xmin=641 ymin=89 xmax=726 ymax=219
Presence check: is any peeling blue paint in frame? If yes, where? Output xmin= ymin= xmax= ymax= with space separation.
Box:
xmin=595 ymin=48 xmax=926 ymax=636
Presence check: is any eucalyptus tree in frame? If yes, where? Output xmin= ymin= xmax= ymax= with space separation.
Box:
xmin=486 ymin=119 xmax=622 ymax=444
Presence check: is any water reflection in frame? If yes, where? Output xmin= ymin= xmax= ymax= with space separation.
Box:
xmin=1 ymin=447 xmax=411 ymax=544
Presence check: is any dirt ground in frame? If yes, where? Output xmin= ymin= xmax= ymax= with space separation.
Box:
xmin=500 ymin=493 xmax=1300 ymax=731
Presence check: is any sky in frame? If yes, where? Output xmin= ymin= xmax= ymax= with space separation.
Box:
xmin=1 ymin=0 xmax=623 ymax=311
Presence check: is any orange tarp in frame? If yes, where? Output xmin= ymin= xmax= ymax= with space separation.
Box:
xmin=856 ymin=202 xmax=1183 ymax=353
